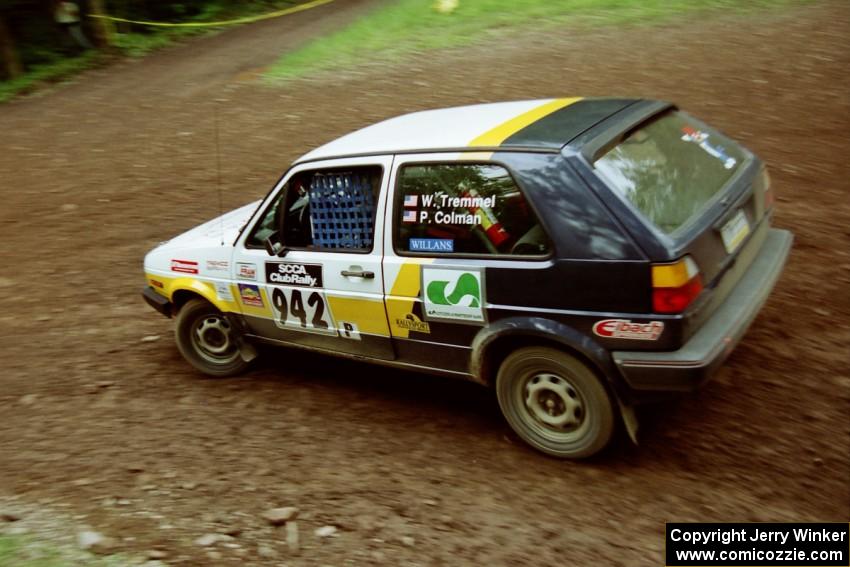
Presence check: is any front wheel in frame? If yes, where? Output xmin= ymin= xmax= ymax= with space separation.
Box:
xmin=496 ymin=347 xmax=615 ymax=458
xmin=175 ymin=298 xmax=252 ymax=377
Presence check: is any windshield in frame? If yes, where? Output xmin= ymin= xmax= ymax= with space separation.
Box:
xmin=594 ymin=110 xmax=747 ymax=235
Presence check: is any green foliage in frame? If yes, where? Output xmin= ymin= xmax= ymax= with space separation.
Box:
xmin=0 ymin=534 xmax=132 ymax=567
xmin=0 ymin=0 xmax=300 ymax=101
xmin=0 ymin=51 xmax=99 ymax=103
xmin=266 ymin=0 xmax=803 ymax=80
xmin=108 ymin=0 xmax=297 ymax=58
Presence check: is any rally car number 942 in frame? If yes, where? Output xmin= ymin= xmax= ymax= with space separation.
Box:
xmin=142 ymin=97 xmax=792 ymax=458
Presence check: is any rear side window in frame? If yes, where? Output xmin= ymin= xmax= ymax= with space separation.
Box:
xmin=594 ymin=110 xmax=747 ymax=235
xmin=396 ymin=163 xmax=550 ymax=257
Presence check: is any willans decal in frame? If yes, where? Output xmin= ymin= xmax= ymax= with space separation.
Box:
xmin=593 ymin=319 xmax=664 ymax=341
xmin=409 ymin=238 xmax=454 ymax=252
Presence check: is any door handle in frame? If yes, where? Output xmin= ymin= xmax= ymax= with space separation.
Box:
xmin=341 ymin=269 xmax=374 ymax=279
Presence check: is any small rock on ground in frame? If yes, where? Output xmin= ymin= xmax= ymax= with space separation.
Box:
xmin=262 ymin=506 xmax=299 ymax=526
xmin=194 ymin=533 xmax=221 ymax=547
xmin=77 ymin=531 xmax=116 ymax=555
xmin=1 ymin=511 xmax=21 ymax=522
xmin=315 ymin=525 xmax=338 ymax=538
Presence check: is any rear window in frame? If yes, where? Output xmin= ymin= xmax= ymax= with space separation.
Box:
xmin=594 ymin=110 xmax=747 ymax=235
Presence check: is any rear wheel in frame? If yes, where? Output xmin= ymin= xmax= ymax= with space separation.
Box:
xmin=496 ymin=347 xmax=615 ymax=458
xmin=175 ymin=298 xmax=251 ymax=377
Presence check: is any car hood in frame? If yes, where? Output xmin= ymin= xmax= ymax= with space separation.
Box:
xmin=156 ymin=200 xmax=261 ymax=251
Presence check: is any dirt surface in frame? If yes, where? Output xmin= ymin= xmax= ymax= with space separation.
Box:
xmin=1 ymin=0 xmax=849 ymax=564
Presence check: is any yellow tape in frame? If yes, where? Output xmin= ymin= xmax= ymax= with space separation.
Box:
xmin=88 ymin=0 xmax=335 ymax=28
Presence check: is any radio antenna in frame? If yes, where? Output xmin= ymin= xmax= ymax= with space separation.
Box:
xmin=214 ymin=99 xmax=225 ymax=246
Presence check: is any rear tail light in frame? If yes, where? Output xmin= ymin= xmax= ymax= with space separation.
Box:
xmin=762 ymin=167 xmax=775 ymax=211
xmin=652 ymin=256 xmax=703 ymax=313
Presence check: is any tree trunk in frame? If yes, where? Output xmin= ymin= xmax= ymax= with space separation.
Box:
xmin=0 ymin=13 xmax=23 ymax=80
xmin=86 ymin=0 xmax=114 ymax=48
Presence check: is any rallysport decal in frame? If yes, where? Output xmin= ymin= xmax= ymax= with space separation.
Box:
xmin=593 ymin=319 xmax=664 ymax=341
xmin=266 ymin=262 xmax=323 ymax=287
xmin=171 ymin=259 xmax=198 ymax=274
xmin=422 ymin=267 xmax=485 ymax=324
xmin=394 ymin=313 xmax=431 ymax=334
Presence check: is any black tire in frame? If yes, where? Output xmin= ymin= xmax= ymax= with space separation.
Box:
xmin=175 ymin=298 xmax=252 ymax=377
xmin=496 ymin=347 xmax=615 ymax=458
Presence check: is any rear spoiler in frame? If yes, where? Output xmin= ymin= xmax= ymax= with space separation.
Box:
xmin=577 ymin=100 xmax=674 ymax=163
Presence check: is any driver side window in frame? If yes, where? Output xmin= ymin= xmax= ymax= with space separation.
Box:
xmin=246 ymin=166 xmax=382 ymax=252
xmin=246 ymin=196 xmax=281 ymax=248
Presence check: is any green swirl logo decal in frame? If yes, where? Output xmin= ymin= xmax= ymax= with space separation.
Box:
xmin=426 ymin=272 xmax=481 ymax=307
xmin=422 ymin=268 xmax=485 ymax=323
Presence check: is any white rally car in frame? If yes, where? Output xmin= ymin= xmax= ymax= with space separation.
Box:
xmin=143 ymin=98 xmax=792 ymax=458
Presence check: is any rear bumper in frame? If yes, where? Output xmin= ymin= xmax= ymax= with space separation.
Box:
xmin=142 ymin=286 xmax=172 ymax=318
xmin=614 ymin=228 xmax=793 ymax=393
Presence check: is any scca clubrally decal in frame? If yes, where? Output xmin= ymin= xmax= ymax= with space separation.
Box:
xmin=265 ymin=262 xmax=323 ymax=287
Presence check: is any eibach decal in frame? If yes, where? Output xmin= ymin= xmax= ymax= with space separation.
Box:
xmin=171 ymin=259 xmax=198 ymax=274
xmin=593 ymin=319 xmax=664 ymax=341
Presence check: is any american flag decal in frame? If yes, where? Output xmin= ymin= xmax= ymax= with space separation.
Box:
xmin=403 ymin=194 xmax=418 ymax=208
xmin=403 ymin=210 xmax=417 ymax=223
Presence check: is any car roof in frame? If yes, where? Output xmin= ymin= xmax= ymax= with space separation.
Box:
xmin=295 ymin=97 xmax=640 ymax=163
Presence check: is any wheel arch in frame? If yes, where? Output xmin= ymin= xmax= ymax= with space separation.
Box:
xmin=166 ymin=278 xmax=234 ymax=314
xmin=172 ymin=289 xmax=207 ymax=313
xmin=470 ymin=317 xmax=629 ymax=401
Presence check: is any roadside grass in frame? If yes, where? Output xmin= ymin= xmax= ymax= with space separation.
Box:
xmin=101 ymin=0 xmax=319 ymax=57
xmin=0 ymin=0 xmax=299 ymax=102
xmin=0 ymin=533 xmax=133 ymax=567
xmin=265 ymin=0 xmax=803 ymax=81
xmin=109 ymin=0 xmax=243 ymax=57
xmin=0 ymin=51 xmax=100 ymax=103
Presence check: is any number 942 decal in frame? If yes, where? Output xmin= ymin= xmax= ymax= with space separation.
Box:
xmin=270 ymin=287 xmax=337 ymax=336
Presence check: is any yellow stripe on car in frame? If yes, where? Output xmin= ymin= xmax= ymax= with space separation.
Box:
xmin=326 ymin=296 xmax=391 ymax=337
xmin=146 ymin=273 xmax=243 ymax=314
xmin=385 ymin=261 xmax=433 ymax=338
xmin=468 ymin=97 xmax=583 ymax=148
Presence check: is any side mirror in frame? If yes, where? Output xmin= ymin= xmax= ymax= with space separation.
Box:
xmin=264 ymin=232 xmax=287 ymax=257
